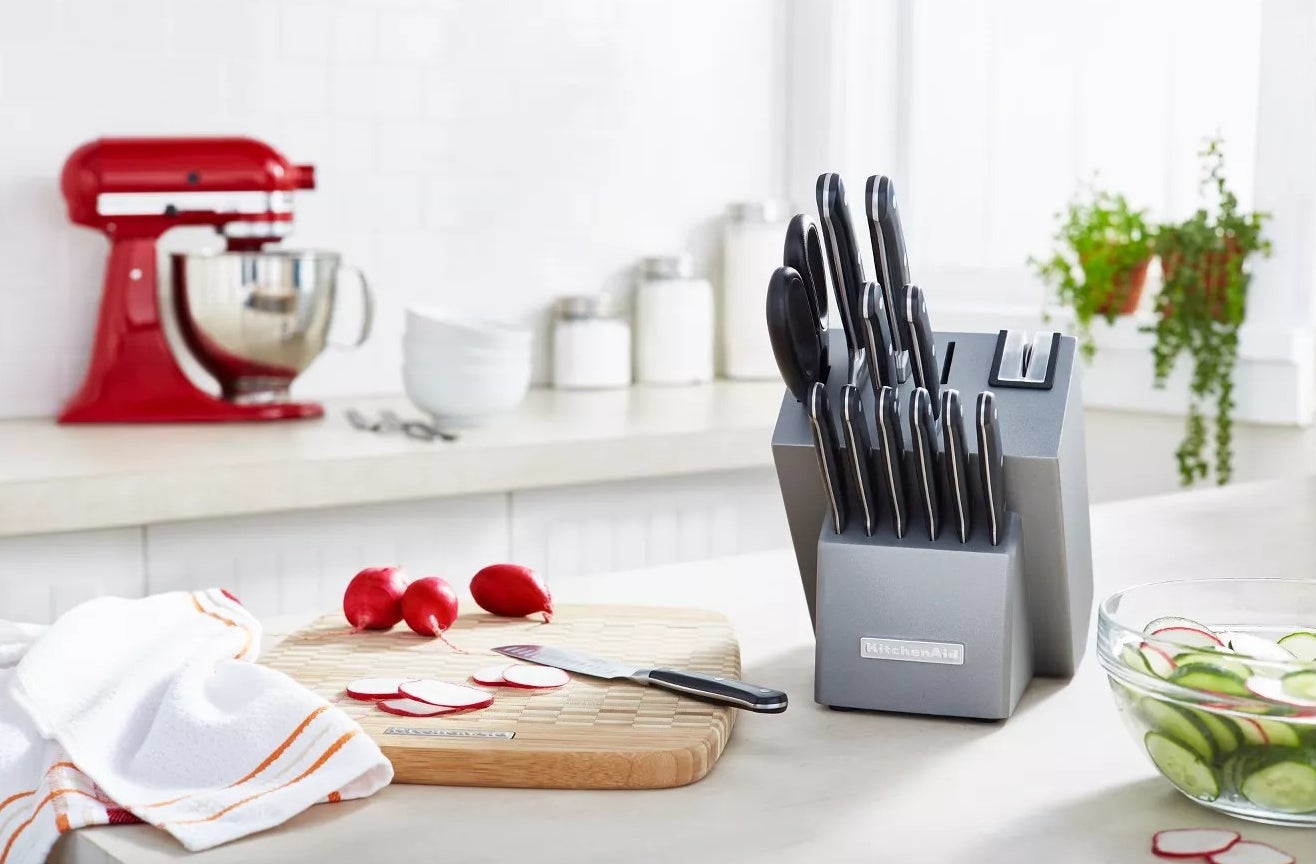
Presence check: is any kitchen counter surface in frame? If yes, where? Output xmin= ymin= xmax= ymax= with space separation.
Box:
xmin=55 ymin=478 xmax=1316 ymax=864
xmin=0 ymin=383 xmax=783 ymax=538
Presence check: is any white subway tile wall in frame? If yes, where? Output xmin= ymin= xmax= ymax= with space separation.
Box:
xmin=0 ymin=0 xmax=787 ymax=419
xmin=0 ymin=470 xmax=786 ymax=622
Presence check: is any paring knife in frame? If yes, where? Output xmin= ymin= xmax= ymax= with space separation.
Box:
xmin=875 ymin=385 xmax=908 ymax=539
xmin=861 ymin=281 xmax=900 ymax=393
xmin=808 ymin=381 xmax=848 ymax=535
xmin=816 ymin=173 xmax=866 ymax=354
xmin=903 ymin=284 xmax=940 ymax=411
xmin=940 ymin=389 xmax=972 ymax=543
xmin=494 ymin=644 xmax=788 ymax=713
xmin=865 ymin=175 xmax=909 ymax=364
xmin=908 ymin=388 xmax=941 ymax=541
xmin=841 ymin=357 xmax=880 ymax=537
xmin=977 ymin=390 xmax=1007 ymax=546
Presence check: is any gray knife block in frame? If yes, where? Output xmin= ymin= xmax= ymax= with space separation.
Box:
xmin=772 ymin=329 xmax=1093 ymax=690
xmin=815 ymin=509 xmax=1032 ymax=720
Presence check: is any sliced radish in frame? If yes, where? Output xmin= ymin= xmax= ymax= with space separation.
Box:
xmin=345 ymin=677 xmax=407 ymax=700
xmin=1152 ymin=828 xmax=1240 ymax=858
xmin=1208 ymin=840 xmax=1295 ymax=864
xmin=471 ymin=664 xmax=515 ymax=686
xmin=1146 ymin=616 xmax=1218 ymax=637
xmin=1224 ymin=632 xmax=1295 ymax=662
xmin=1234 ymin=716 xmax=1269 ymax=746
xmin=1139 ymin=642 xmax=1178 ymax=677
xmin=502 ymin=665 xmax=570 ymax=689
xmin=1150 ymin=626 xmax=1225 ymax=649
xmin=399 ymin=678 xmax=494 ymax=708
xmin=377 ymin=698 xmax=464 ymax=717
xmin=1246 ymin=675 xmax=1316 ymax=708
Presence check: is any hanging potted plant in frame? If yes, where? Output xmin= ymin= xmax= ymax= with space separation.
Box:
xmin=1150 ymin=137 xmax=1270 ymax=486
xmin=1031 ymin=185 xmax=1155 ymax=360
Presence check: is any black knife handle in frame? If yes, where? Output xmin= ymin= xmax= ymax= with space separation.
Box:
xmin=940 ymin=389 xmax=972 ymax=543
xmin=865 ymin=175 xmax=907 ymax=356
xmin=816 ymin=173 xmax=865 ymax=353
xmin=904 ymin=284 xmax=940 ymax=410
xmin=809 ymin=382 xmax=848 ymax=535
xmin=876 ymin=385 xmax=908 ymax=539
xmin=861 ymin=281 xmax=900 ymax=392
xmin=976 ymin=390 xmax=1007 ymax=546
xmin=646 ymin=668 xmax=788 ymax=713
xmin=909 ymin=387 xmax=941 ymax=541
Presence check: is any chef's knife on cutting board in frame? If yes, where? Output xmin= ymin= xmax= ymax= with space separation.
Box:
xmin=903 ymin=284 xmax=940 ymax=410
xmin=908 ymin=387 xmax=941 ymax=541
xmin=940 ymin=389 xmax=972 ymax=543
xmin=816 ymin=173 xmax=865 ymax=353
xmin=875 ymin=385 xmax=908 ymax=539
xmin=494 ymin=645 xmax=789 ymax=713
xmin=864 ymin=174 xmax=909 ymax=366
xmin=809 ymin=380 xmax=849 ymax=535
xmin=841 ymin=354 xmax=880 ymax=536
xmin=976 ymin=390 xmax=1007 ymax=546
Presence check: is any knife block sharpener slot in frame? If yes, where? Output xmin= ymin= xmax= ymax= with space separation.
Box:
xmin=988 ymin=329 xmax=1060 ymax=390
xmin=939 ymin=340 xmax=956 ymax=386
xmin=813 ymin=512 xmax=1033 ymax=720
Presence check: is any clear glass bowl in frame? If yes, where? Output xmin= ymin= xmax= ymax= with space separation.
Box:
xmin=1098 ymin=578 xmax=1316 ymax=826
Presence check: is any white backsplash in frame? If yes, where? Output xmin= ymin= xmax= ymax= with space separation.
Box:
xmin=0 ymin=0 xmax=787 ymax=419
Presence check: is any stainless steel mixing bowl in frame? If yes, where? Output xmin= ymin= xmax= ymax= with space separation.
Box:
xmin=170 ymin=250 xmax=372 ymax=402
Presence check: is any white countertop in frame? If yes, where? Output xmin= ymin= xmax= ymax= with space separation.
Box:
xmin=55 ymin=478 xmax=1316 ymax=864
xmin=0 ymin=383 xmax=783 ymax=538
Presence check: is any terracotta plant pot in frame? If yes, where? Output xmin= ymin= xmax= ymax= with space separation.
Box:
xmin=1159 ymin=239 xmax=1242 ymax=322
xmin=1094 ymin=257 xmax=1152 ymax=316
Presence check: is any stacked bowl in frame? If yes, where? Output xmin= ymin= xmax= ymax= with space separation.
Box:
xmin=403 ymin=306 xmax=533 ymax=427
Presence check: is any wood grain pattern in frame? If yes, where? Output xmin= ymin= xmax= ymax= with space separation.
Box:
xmin=260 ymin=605 xmax=741 ymax=789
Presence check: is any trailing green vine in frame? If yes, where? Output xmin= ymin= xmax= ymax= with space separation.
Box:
xmin=1149 ymin=137 xmax=1270 ymax=486
xmin=1031 ymin=184 xmax=1154 ymax=361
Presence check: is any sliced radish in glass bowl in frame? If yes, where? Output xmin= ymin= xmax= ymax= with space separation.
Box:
xmin=1099 ymin=578 xmax=1316 ymax=826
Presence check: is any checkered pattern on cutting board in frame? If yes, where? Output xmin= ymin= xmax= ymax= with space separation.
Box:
xmin=260 ymin=604 xmax=743 ymax=789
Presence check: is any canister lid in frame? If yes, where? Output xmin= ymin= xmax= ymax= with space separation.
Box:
xmin=639 ymin=254 xmax=694 ymax=280
xmin=727 ymin=201 xmax=783 ymax=223
xmin=556 ymin=294 xmax=620 ymax=320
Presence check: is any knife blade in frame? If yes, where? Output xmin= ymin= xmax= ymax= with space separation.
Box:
xmin=808 ymin=381 xmax=848 ymax=535
xmin=976 ymin=390 xmax=1007 ymax=546
xmin=841 ymin=378 xmax=880 ymax=537
xmin=908 ymin=387 xmax=941 ymax=541
xmin=875 ymin=385 xmax=908 ymax=539
xmin=940 ymin=389 xmax=972 ymax=543
xmin=865 ymin=175 xmax=909 ymax=363
xmin=494 ymin=644 xmax=789 ymax=713
xmin=816 ymin=173 xmax=865 ymax=354
xmin=861 ymin=281 xmax=900 ymax=393
xmin=903 ymin=284 xmax=940 ymax=410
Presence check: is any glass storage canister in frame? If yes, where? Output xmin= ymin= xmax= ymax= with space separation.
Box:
xmin=722 ymin=201 xmax=787 ymax=379
xmin=552 ymin=294 xmax=632 ymax=390
xmin=633 ymin=254 xmax=714 ymax=386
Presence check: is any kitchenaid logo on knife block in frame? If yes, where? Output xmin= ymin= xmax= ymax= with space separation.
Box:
xmin=860 ymin=637 xmax=965 ymax=665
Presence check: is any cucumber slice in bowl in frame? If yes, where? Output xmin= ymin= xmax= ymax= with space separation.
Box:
xmin=1277 ymin=630 xmax=1316 ymax=662
xmin=1170 ymin=663 xmax=1251 ymax=698
xmin=1282 ymin=669 xmax=1316 ymax=702
xmin=1240 ymin=759 xmax=1316 ymax=813
xmin=1146 ymin=731 xmax=1220 ymax=801
xmin=1189 ymin=708 xmax=1240 ymax=756
xmin=1137 ymin=698 xmax=1216 ymax=760
xmin=1175 ymin=651 xmax=1251 ymax=679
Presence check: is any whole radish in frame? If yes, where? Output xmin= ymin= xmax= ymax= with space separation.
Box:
xmin=343 ymin=566 xmax=409 ymax=631
xmin=470 ymin=563 xmax=553 ymax=623
xmin=401 ymin=576 xmax=460 ymax=637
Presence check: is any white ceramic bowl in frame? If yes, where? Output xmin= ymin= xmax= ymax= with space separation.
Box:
xmin=402 ymin=334 xmax=531 ymax=362
xmin=405 ymin=306 xmax=531 ymax=351
xmin=401 ymin=354 xmax=531 ymax=427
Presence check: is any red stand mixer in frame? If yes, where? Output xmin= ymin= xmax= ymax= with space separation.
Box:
xmin=59 ymin=136 xmax=367 ymax=423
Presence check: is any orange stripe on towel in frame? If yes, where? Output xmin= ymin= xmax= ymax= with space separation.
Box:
xmin=0 ymin=792 xmax=33 ymax=818
xmin=190 ymin=592 xmax=255 ymax=659
xmin=0 ymin=789 xmax=107 ymax=864
xmin=139 ymin=705 xmax=328 ymax=809
xmin=328 ymin=791 xmax=342 ymax=803
xmin=169 ymin=731 xmax=359 ymax=826
xmin=54 ymin=814 xmax=69 ymax=834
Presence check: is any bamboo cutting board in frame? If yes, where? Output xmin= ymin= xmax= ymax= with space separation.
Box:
xmin=260 ymin=605 xmax=741 ymax=790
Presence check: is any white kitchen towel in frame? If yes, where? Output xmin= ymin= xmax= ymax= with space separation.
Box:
xmin=0 ymin=589 xmax=392 ymax=863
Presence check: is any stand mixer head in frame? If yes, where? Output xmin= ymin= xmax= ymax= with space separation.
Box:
xmin=58 ymin=136 xmax=366 ymax=423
